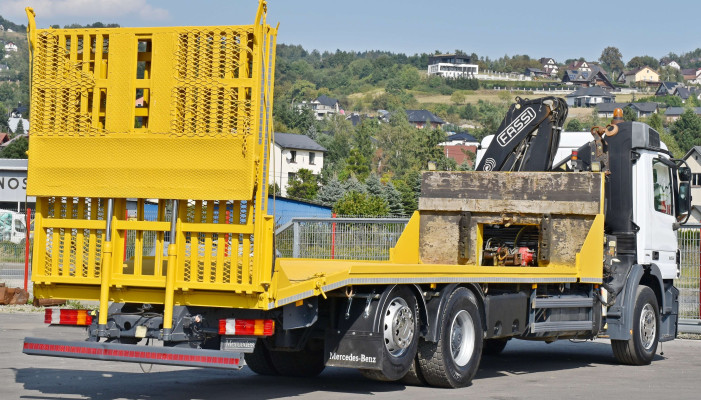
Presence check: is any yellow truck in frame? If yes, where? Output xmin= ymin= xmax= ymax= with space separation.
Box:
xmin=22 ymin=1 xmax=691 ymax=388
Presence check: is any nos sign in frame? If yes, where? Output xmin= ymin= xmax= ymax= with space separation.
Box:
xmin=0 ymin=172 xmax=28 ymax=202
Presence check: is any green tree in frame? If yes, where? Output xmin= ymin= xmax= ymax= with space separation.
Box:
xmin=648 ymin=112 xmax=664 ymax=132
xmin=626 ymin=56 xmax=660 ymax=70
xmin=286 ymin=169 xmax=319 ymax=201
xmin=0 ymin=136 xmax=28 ymax=159
xmin=622 ymin=106 xmax=637 ymax=122
xmin=342 ymin=175 xmax=366 ymax=193
xmin=659 ymin=132 xmax=683 ymax=159
xmin=565 ymin=119 xmax=585 ymax=131
xmin=384 ymin=181 xmax=405 ymax=216
xmin=333 ymin=191 xmax=388 ymax=217
xmin=268 ymin=182 xmax=281 ymax=196
xmin=316 ymin=176 xmax=346 ymax=206
xmin=460 ymin=104 xmax=478 ymax=120
xmin=599 ymin=46 xmax=624 ymax=75
xmin=365 ymin=173 xmax=384 ymax=197
xmin=451 ymin=91 xmax=466 ymax=105
xmin=670 ymin=109 xmax=701 ymax=152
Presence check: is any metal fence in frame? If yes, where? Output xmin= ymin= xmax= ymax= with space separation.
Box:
xmin=275 ymin=217 xmax=409 ymax=260
xmin=0 ymin=207 xmax=34 ymax=293
xmin=678 ymin=225 xmax=701 ymax=333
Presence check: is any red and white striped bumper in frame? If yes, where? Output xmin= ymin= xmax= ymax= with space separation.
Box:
xmin=23 ymin=337 xmax=243 ymax=370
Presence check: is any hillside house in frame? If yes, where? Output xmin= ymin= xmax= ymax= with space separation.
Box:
xmin=673 ymin=86 xmax=701 ymax=103
xmin=299 ymin=95 xmax=342 ymax=120
xmin=405 ymin=109 xmax=445 ymax=129
xmin=661 ymin=60 xmax=681 ymax=70
xmin=3 ymin=42 xmax=18 ymax=53
xmin=539 ymin=57 xmax=559 ymax=77
xmin=566 ymin=86 xmax=615 ymax=107
xmin=562 ymin=62 xmax=614 ymax=88
xmin=596 ymin=102 xmax=658 ymax=118
xmin=439 ymin=132 xmax=479 ymax=166
xmin=655 ymin=81 xmax=682 ymax=96
xmin=524 ymin=67 xmax=547 ymax=78
xmin=427 ymin=54 xmax=479 ymax=78
xmin=269 ymin=133 xmax=326 ymax=197
xmin=664 ymin=107 xmax=701 ymax=123
xmin=619 ymin=66 xmax=659 ymax=85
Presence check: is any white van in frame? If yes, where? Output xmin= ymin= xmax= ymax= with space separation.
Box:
xmin=0 ymin=210 xmax=27 ymax=245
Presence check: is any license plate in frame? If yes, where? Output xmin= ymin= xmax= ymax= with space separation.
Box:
xmin=220 ymin=337 xmax=256 ymax=353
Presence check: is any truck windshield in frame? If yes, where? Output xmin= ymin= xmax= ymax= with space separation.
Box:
xmin=652 ymin=159 xmax=673 ymax=216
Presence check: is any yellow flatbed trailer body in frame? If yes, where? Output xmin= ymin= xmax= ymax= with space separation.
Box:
xmin=25 ymin=0 xmax=605 ymax=323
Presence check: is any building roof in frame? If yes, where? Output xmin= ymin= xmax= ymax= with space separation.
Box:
xmin=566 ymin=86 xmax=614 ymax=98
xmin=657 ymin=81 xmax=681 ymax=92
xmin=525 ymin=67 xmax=544 ymax=74
xmin=405 ymin=109 xmax=445 ymax=124
xmin=624 ymin=66 xmax=657 ymax=76
xmin=664 ymin=107 xmax=701 ymax=116
xmin=681 ymin=68 xmax=696 ymax=76
xmin=683 ymin=146 xmax=701 ymax=160
xmin=315 ymin=95 xmax=339 ymax=108
xmin=596 ymin=102 xmax=658 ymax=113
xmin=445 ymin=132 xmax=478 ymax=143
xmin=274 ymin=132 xmax=327 ymax=152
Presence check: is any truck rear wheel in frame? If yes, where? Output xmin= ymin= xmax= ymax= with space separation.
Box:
xmin=417 ymin=287 xmax=483 ymax=388
xmin=483 ymin=338 xmax=509 ymax=355
xmin=244 ymin=339 xmax=278 ymax=376
xmin=361 ymin=286 xmax=420 ymax=381
xmin=268 ymin=339 xmax=326 ymax=377
xmin=611 ymin=286 xmax=659 ymax=365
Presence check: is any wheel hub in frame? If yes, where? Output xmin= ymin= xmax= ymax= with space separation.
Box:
xmin=640 ymin=303 xmax=656 ymax=350
xmin=450 ymin=310 xmax=475 ymax=367
xmin=383 ymin=297 xmax=415 ymax=357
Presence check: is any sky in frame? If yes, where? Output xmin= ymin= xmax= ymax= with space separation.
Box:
xmin=0 ymin=0 xmax=697 ymax=63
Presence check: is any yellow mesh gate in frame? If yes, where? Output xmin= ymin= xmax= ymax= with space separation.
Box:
xmin=28 ymin=1 xmax=278 ymax=313
xmin=26 ymin=5 xmax=275 ymax=200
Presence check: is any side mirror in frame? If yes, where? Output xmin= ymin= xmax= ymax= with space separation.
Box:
xmin=678 ymin=181 xmax=691 ymax=217
xmin=679 ymin=166 xmax=691 ymax=182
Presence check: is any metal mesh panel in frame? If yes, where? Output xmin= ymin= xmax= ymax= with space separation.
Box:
xmin=275 ymin=217 xmax=409 ymax=261
xmin=678 ymin=226 xmax=701 ymax=321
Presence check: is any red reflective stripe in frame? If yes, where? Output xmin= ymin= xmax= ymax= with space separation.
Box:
xmin=24 ymin=342 xmax=239 ymax=365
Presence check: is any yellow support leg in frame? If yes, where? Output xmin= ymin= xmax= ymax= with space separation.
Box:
xmin=98 ymin=241 xmax=113 ymax=328
xmin=162 ymin=244 xmax=178 ymax=338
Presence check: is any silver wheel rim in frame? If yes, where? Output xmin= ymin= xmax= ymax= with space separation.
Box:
xmin=383 ymin=297 xmax=415 ymax=357
xmin=450 ymin=310 xmax=475 ymax=367
xmin=640 ymin=303 xmax=656 ymax=350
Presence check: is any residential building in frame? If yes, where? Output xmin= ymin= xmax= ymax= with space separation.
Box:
xmin=7 ymin=117 xmax=29 ymax=134
xmin=661 ymin=60 xmax=681 ymax=70
xmin=299 ymin=95 xmax=341 ymax=120
xmin=405 ymin=109 xmax=445 ymax=129
xmin=565 ymin=86 xmax=615 ymax=107
xmin=673 ymin=86 xmax=701 ymax=103
xmin=269 ymin=133 xmax=326 ymax=197
xmin=664 ymin=107 xmax=701 ymax=123
xmin=524 ymin=67 xmax=546 ymax=78
xmin=682 ymin=146 xmax=701 ymax=223
xmin=596 ymin=102 xmax=658 ymax=118
xmin=439 ymin=132 xmax=479 ymax=166
xmin=539 ymin=57 xmax=559 ymax=77
xmin=619 ymin=66 xmax=659 ymax=85
xmin=655 ymin=81 xmax=682 ymax=96
xmin=427 ymin=54 xmax=479 ymax=78
xmin=3 ymin=42 xmax=17 ymax=53
xmin=562 ymin=62 xmax=614 ymax=88
xmin=681 ymin=68 xmax=697 ymax=81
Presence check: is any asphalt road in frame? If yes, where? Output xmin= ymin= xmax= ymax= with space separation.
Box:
xmin=2 ymin=312 xmax=701 ymax=400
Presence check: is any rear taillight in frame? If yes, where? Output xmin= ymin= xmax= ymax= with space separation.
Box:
xmin=218 ymin=319 xmax=274 ymax=336
xmin=44 ymin=308 xmax=93 ymax=326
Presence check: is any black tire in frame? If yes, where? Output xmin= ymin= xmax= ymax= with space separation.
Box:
xmin=611 ymin=286 xmax=659 ymax=365
xmin=244 ymin=339 xmax=279 ymax=376
xmin=482 ymin=338 xmax=509 ymax=356
xmin=362 ymin=285 xmax=420 ymax=381
xmin=268 ymin=339 xmax=326 ymax=377
xmin=417 ymin=287 xmax=483 ymax=388
xmin=399 ymin=356 xmax=427 ymax=386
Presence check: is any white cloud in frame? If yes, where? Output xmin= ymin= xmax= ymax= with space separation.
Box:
xmin=0 ymin=0 xmax=170 ymax=23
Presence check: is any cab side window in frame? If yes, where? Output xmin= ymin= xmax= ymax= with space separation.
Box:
xmin=652 ymin=159 xmax=673 ymax=215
